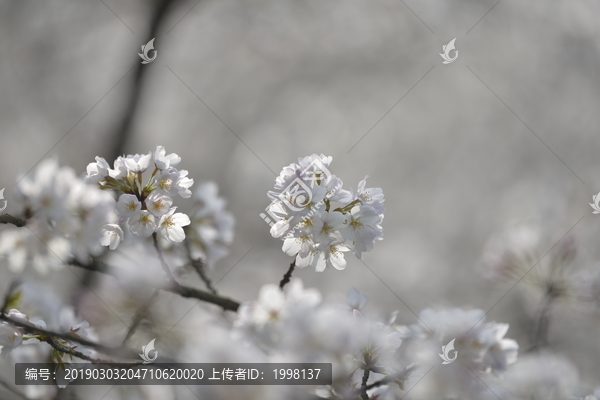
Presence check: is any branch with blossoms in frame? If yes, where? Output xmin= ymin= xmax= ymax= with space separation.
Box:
xmin=0 ymin=213 xmax=26 ymax=227
xmin=263 ymin=154 xmax=385 ymax=284
xmin=68 ymin=257 xmax=240 ymax=312
xmin=5 ymin=151 xmax=597 ymax=400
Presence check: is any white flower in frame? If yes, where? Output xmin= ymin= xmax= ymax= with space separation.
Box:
xmin=0 ymin=322 xmax=22 ymax=358
xmin=235 ymin=279 xmax=321 ymax=331
xmin=297 ymin=241 xmax=349 ymax=272
xmin=123 ymin=153 xmax=152 ymax=172
xmin=109 ymin=156 xmax=128 ymax=179
xmin=176 ymin=170 xmax=194 ymax=198
xmin=346 ymin=287 xmax=368 ymax=311
xmin=157 ymin=207 xmax=190 ymax=242
xmin=154 ymin=168 xmax=181 ymax=196
xmin=312 ymin=211 xmax=346 ymax=244
xmin=129 ymin=210 xmax=156 ymax=237
xmin=100 ymin=224 xmax=124 ymax=250
xmin=324 ymin=175 xmax=352 ymax=203
xmin=115 ymin=194 xmax=142 ymax=218
xmin=145 ymin=191 xmax=173 ymax=217
xmin=502 ymin=353 xmax=578 ymax=400
xmin=153 ymin=145 xmax=181 ymax=170
xmin=128 ymin=210 xmax=157 ymax=237
xmin=343 ymin=205 xmax=383 ymax=259
xmin=590 ymin=192 xmax=600 ymax=214
xmin=0 ymin=221 xmax=70 ymax=274
xmin=473 ymin=322 xmax=519 ymax=376
xmin=194 ymin=182 xmax=226 ymax=216
xmin=354 ymin=176 xmax=385 ymax=214
xmin=85 ymin=156 xmax=110 ymax=183
xmin=401 ymin=307 xmax=518 ymax=376
xmin=282 ymin=232 xmax=315 ymax=259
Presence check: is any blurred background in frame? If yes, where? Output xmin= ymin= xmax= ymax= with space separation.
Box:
xmin=1 ymin=0 xmax=600 ymax=398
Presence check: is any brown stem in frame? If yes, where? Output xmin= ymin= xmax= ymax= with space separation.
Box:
xmin=69 ymin=258 xmax=240 ymax=312
xmin=360 ymin=368 xmax=370 ymax=400
xmin=0 ymin=213 xmax=26 ymax=227
xmin=122 ymin=289 xmax=160 ymax=345
xmin=152 ymin=232 xmax=176 ymax=282
xmin=0 ymin=314 xmax=139 ymax=361
xmin=279 ymin=260 xmax=296 ymax=289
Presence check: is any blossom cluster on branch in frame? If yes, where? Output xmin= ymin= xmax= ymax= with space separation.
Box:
xmin=0 ymin=152 xmax=598 ymax=400
xmin=266 ymin=154 xmax=385 ymax=271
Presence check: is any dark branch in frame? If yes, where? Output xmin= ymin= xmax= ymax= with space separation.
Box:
xmin=0 ymin=314 xmax=139 ymax=361
xmin=0 ymin=213 xmax=26 ymax=227
xmin=70 ymin=258 xmax=240 ymax=312
xmin=279 ymin=260 xmax=296 ymax=289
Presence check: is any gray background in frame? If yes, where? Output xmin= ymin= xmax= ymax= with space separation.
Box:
xmin=1 ymin=0 xmax=600 ymax=398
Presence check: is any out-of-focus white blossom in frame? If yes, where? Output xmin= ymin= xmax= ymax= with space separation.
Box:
xmin=0 ymin=321 xmax=22 ymax=357
xmin=495 ymin=353 xmax=579 ymax=400
xmin=185 ymin=181 xmax=235 ymax=270
xmin=399 ymin=307 xmax=518 ymax=376
xmin=100 ymin=224 xmax=124 ymax=250
xmin=1 ymin=159 xmax=116 ymax=271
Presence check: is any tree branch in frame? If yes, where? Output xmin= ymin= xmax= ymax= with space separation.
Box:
xmin=69 ymin=258 xmax=240 ymax=312
xmin=152 ymin=232 xmax=176 ymax=283
xmin=0 ymin=213 xmax=26 ymax=227
xmin=122 ymin=289 xmax=160 ymax=345
xmin=279 ymin=259 xmax=296 ymax=289
xmin=0 ymin=314 xmax=139 ymax=361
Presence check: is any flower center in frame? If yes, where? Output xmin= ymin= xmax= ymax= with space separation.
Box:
xmin=126 ymin=201 xmax=137 ymax=211
xmin=159 ymin=179 xmax=172 ymax=190
xmin=140 ymin=214 xmax=153 ymax=225
xmin=351 ymin=219 xmax=363 ymax=228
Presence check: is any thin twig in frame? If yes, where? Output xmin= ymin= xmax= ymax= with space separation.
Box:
xmin=0 ymin=314 xmax=139 ymax=360
xmin=122 ymin=289 xmax=160 ymax=345
xmin=191 ymin=259 xmax=217 ymax=294
xmin=0 ymin=213 xmax=26 ymax=227
xmin=184 ymin=235 xmax=217 ymax=294
xmin=106 ymin=0 xmax=181 ymax=161
xmin=152 ymin=232 xmax=177 ymax=283
xmin=279 ymin=260 xmax=296 ymax=289
xmin=47 ymin=337 xmax=112 ymax=364
xmin=69 ymin=258 xmax=240 ymax=312
xmin=360 ymin=368 xmax=370 ymax=400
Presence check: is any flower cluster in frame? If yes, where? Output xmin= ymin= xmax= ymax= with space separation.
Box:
xmin=265 ymin=154 xmax=384 ymax=271
xmin=0 ymin=159 xmax=116 ymax=272
xmin=234 ymin=280 xmax=414 ymax=399
xmin=398 ymin=307 xmax=519 ymax=376
xmin=185 ymin=182 xmax=235 ymax=270
xmin=85 ymin=146 xmax=193 ymax=249
xmin=2 ymin=307 xmax=92 ymax=364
